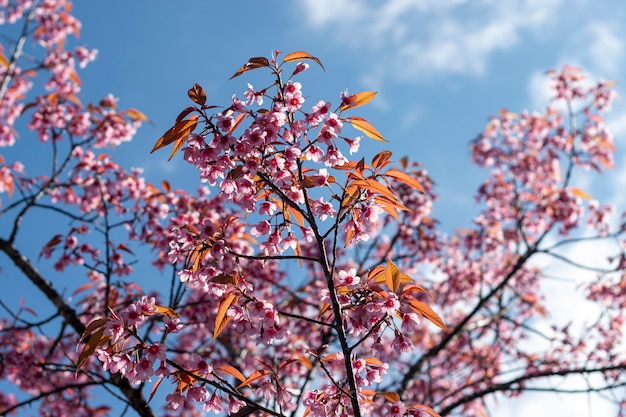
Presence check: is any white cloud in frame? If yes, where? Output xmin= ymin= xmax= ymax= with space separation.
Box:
xmin=299 ymin=0 xmax=562 ymax=81
xmin=577 ymin=21 xmax=624 ymax=77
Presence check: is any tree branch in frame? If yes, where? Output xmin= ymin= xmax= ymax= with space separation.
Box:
xmin=0 ymin=237 xmax=156 ymax=417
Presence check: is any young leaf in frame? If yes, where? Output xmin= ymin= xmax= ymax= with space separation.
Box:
xmin=350 ymin=116 xmax=387 ymax=142
xmin=150 ymin=115 xmax=199 ymax=155
xmin=230 ymin=57 xmax=270 ymax=79
xmin=210 ymin=272 xmax=239 ymax=286
xmin=147 ymin=376 xmax=164 ymax=405
xmin=571 ymin=187 xmax=592 ymax=200
xmin=125 ymin=108 xmax=149 ymax=122
xmin=283 ymin=51 xmax=325 ymax=70
xmin=364 ymin=357 xmax=384 ymax=366
xmin=372 ymin=150 xmax=393 ymax=171
xmin=39 ymin=234 xmax=63 ymax=259
xmin=216 ymin=365 xmax=246 ymax=382
xmin=339 ymin=91 xmax=377 ymax=112
xmin=236 ymin=369 xmax=271 ymax=389
xmin=213 ymin=292 xmax=238 ymax=340
xmin=76 ymin=327 xmax=109 ymax=375
xmin=380 ymin=392 xmax=401 ymax=403
xmin=152 ymin=305 xmax=180 ymax=318
xmin=229 ymin=112 xmax=247 ymax=134
xmin=385 ymin=259 xmax=401 ymax=292
xmin=411 ymin=404 xmax=442 ymax=417
xmin=0 ymin=50 xmax=9 ymax=68
xmin=408 ymin=299 xmax=448 ymax=330
xmin=188 ymin=83 xmax=206 ymax=106
xmin=384 ymin=169 xmax=426 ymax=193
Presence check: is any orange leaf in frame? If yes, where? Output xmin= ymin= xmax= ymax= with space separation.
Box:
xmin=152 ymin=305 xmax=180 ymax=318
xmin=0 ymin=51 xmax=9 ymax=68
xmin=216 ymin=365 xmax=246 ymax=382
xmin=373 ymin=196 xmax=402 ymax=222
xmin=351 ymin=178 xmax=398 ymax=203
xmin=210 ymin=272 xmax=239 ymax=286
xmin=321 ymin=352 xmax=342 ymax=362
xmin=230 ymin=57 xmax=270 ymax=79
xmin=283 ymin=51 xmax=325 ymax=70
xmin=364 ymin=357 xmax=384 ymax=366
xmin=571 ymin=187 xmax=592 ymax=200
xmin=350 ymin=117 xmax=387 ymax=142
xmin=76 ymin=324 xmax=110 ymax=375
xmin=408 ymin=299 xmax=447 ymax=330
xmin=385 ymin=259 xmax=401 ymax=292
xmin=147 ymin=376 xmax=164 ymax=405
xmin=372 ymin=150 xmax=393 ymax=170
xmin=168 ymin=135 xmax=188 ymax=161
xmin=402 ymin=283 xmax=426 ymax=295
xmin=151 ymin=115 xmax=199 ymax=156
xmin=39 ymin=234 xmax=63 ymax=259
xmin=188 ymin=83 xmax=206 ymax=106
xmin=126 ymin=108 xmax=149 ymax=122
xmin=294 ymin=241 xmax=303 ymax=268
xmin=79 ymin=317 xmax=110 ymax=343
xmin=229 ymin=112 xmax=246 ymax=134
xmin=411 ymin=404 xmax=442 ymax=417
xmin=384 ymin=169 xmax=426 ymax=193
xmin=380 ymin=392 xmax=401 ymax=403
xmin=213 ymin=293 xmax=238 ymax=340
xmin=369 ymin=265 xmax=386 ymax=284
xmin=340 ymin=91 xmax=377 ymax=112
xmin=237 ymin=369 xmax=271 ymax=389
xmin=344 ymin=225 xmax=356 ymax=247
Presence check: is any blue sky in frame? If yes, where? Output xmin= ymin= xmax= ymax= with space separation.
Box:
xmin=3 ymin=1 xmax=626 ymax=415
xmin=69 ymin=0 xmax=626 ymax=230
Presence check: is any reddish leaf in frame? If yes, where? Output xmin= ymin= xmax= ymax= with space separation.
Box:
xmin=372 ymin=150 xmax=393 ymax=170
xmin=147 ymin=376 xmax=164 ymax=405
xmin=229 ymin=112 xmax=246 ymax=134
xmin=279 ymin=358 xmax=300 ymax=371
xmin=230 ymin=57 xmax=270 ymax=79
xmin=175 ymin=106 xmax=197 ymax=123
xmin=283 ymin=51 xmax=325 ymax=70
xmin=76 ymin=326 xmax=109 ymax=375
xmin=210 ymin=273 xmax=239 ymax=286
xmin=188 ymin=83 xmax=206 ymax=106
xmin=150 ymin=115 xmax=199 ymax=158
xmin=38 ymin=234 xmax=63 ymax=259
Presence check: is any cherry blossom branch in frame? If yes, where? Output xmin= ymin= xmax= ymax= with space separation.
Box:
xmin=0 ymin=237 xmax=156 ymax=417
xmin=398 ymin=247 xmax=536 ymax=394
xmin=0 ymin=4 xmax=34 ymax=102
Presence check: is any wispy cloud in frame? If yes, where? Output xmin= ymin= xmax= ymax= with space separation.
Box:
xmin=299 ymin=0 xmax=562 ymax=82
